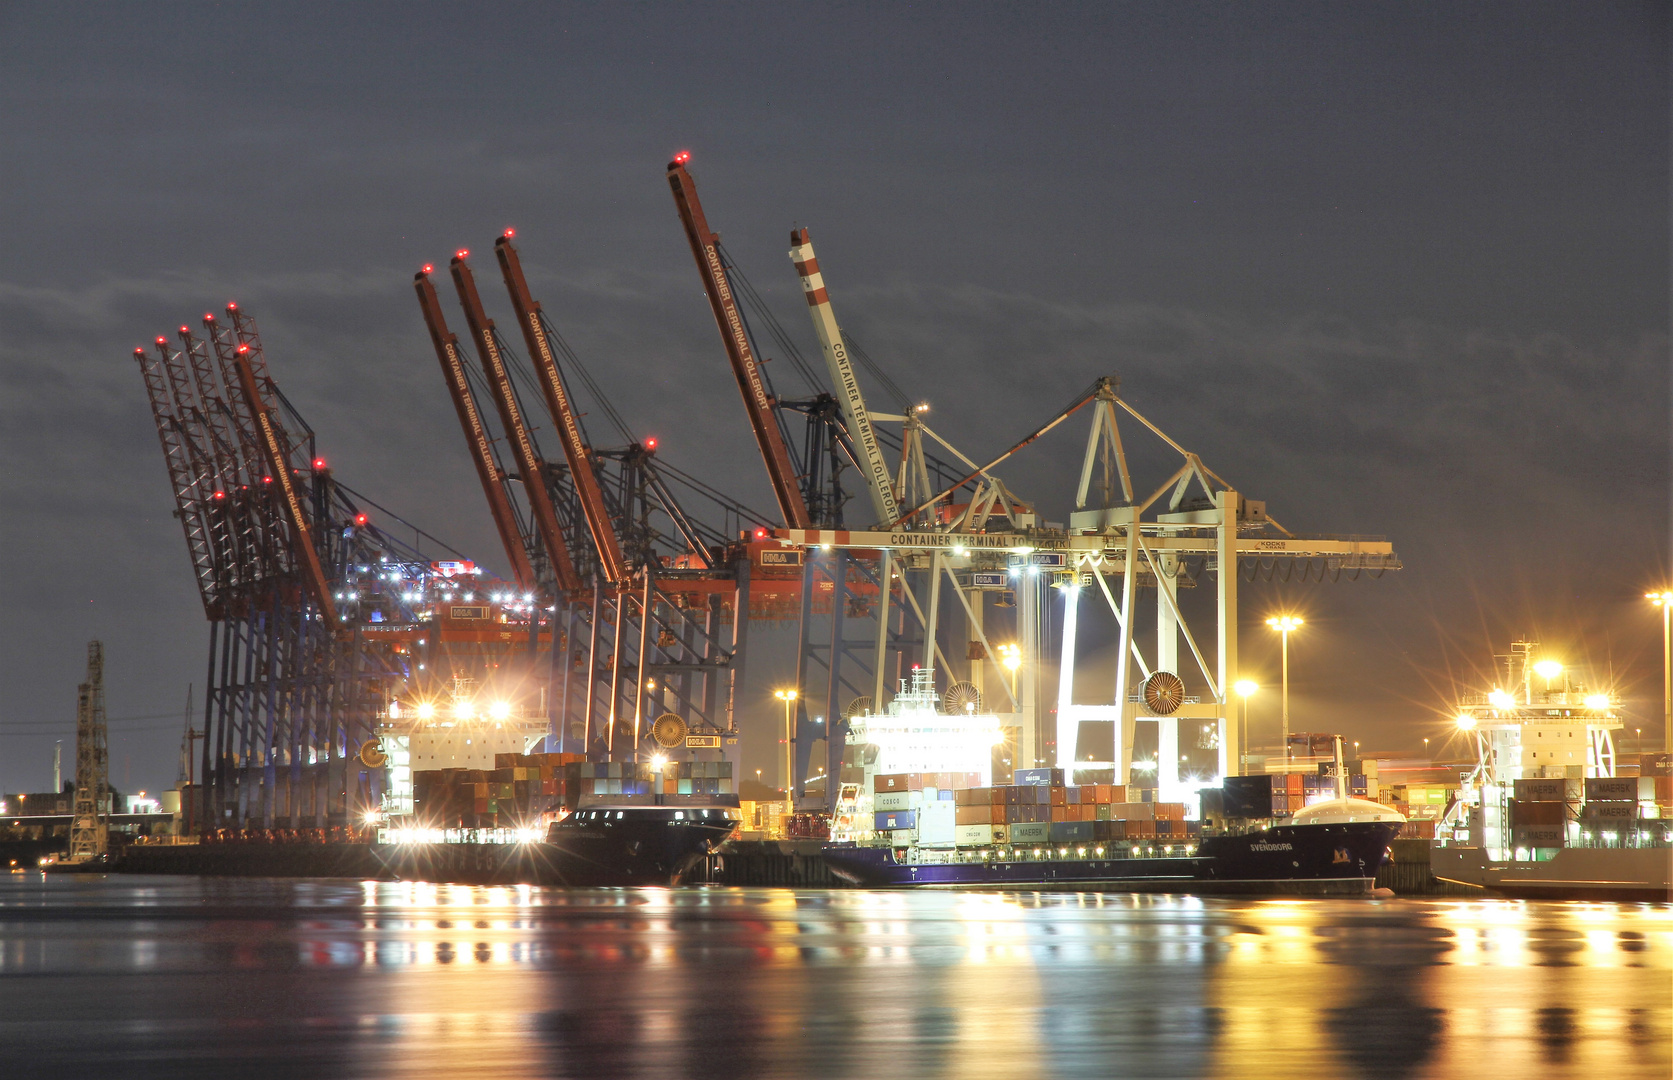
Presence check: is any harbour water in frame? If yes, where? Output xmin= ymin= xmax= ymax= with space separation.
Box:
xmin=0 ymin=875 xmax=1666 ymax=1079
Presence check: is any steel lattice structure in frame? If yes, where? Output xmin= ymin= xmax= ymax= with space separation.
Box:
xmin=135 ymin=306 xmax=476 ymax=831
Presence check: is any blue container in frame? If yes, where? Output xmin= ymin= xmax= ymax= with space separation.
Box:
xmin=874 ymin=809 xmax=917 ymax=831
xmin=938 ymin=789 xmax=955 ymax=801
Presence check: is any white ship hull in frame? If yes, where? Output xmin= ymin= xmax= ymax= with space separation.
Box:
xmin=1432 ymin=844 xmax=1673 ymax=902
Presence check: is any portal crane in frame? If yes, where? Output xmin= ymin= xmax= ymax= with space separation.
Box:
xmin=449 ymin=251 xmax=582 ymax=595
xmin=495 ymin=233 xmax=630 ymax=586
xmin=415 ymin=267 xmax=538 ymax=592
xmin=667 ymin=154 xmax=812 ymax=530
xmin=788 ymin=228 xmax=899 ymax=526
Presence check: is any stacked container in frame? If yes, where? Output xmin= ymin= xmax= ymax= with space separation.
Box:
xmin=1509 ymin=776 xmax=1578 ymax=849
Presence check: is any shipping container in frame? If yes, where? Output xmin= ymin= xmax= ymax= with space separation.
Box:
xmin=874 ymin=790 xmax=915 ymax=812
xmin=1507 ymin=799 xmax=1566 ymax=826
xmin=1014 ymin=767 xmax=1065 ymax=787
xmin=874 ymin=809 xmax=917 ymax=831
xmin=1585 ymin=776 xmax=1653 ymax=802
xmin=874 ymin=773 xmax=911 ymax=793
xmin=954 ymin=824 xmax=1001 ymax=846
xmin=1008 ymin=822 xmax=1051 ymax=843
xmin=1511 ymin=824 xmax=1564 ymax=847
xmin=1048 ymin=820 xmax=1095 ymax=843
xmin=955 ymin=803 xmax=997 ymax=826
xmin=1514 ymin=777 xmax=1579 ymax=802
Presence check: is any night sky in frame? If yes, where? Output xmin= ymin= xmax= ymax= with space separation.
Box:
xmin=1 ymin=3 xmax=1666 ymax=797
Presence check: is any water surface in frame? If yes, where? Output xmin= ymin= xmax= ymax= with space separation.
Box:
xmin=0 ymin=874 xmax=1666 ymax=1079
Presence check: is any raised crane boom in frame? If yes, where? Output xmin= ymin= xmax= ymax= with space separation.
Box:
xmin=449 ymin=252 xmax=582 ymax=595
xmin=788 ymin=228 xmax=899 ymax=527
xmin=227 ymin=342 xmax=338 ymax=626
xmin=495 ymin=234 xmax=630 ymax=586
xmin=666 ymin=155 xmax=812 ymax=529
xmin=133 ymin=342 xmax=219 ymax=617
xmin=415 ymin=267 xmax=538 ymax=592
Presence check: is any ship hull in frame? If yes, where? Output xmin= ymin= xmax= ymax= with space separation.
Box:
xmin=1431 ymin=844 xmax=1673 ymax=903
xmin=540 ymin=806 xmax=738 ymax=887
xmin=822 ymin=820 xmax=1398 ymax=895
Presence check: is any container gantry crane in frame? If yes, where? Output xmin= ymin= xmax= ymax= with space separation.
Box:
xmin=449 ymin=251 xmax=583 ymax=596
xmin=667 ymin=154 xmax=813 ymax=531
xmin=414 ymin=267 xmax=538 ymax=593
xmin=788 ymin=228 xmax=899 ymax=528
xmin=495 ymin=233 xmax=630 ymax=588
xmin=137 ymin=303 xmax=481 ymax=832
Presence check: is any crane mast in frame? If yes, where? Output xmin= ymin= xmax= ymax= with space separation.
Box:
xmin=494 ymin=234 xmax=630 ymax=586
xmin=414 ymin=268 xmax=538 ymax=591
xmin=227 ymin=342 xmax=338 ymax=625
xmin=666 ymin=156 xmax=812 ymax=530
xmin=449 ymin=252 xmax=582 ymax=595
xmin=788 ymin=228 xmax=899 ymax=527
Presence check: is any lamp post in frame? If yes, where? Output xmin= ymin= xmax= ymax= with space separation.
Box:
xmin=999 ymin=643 xmax=1022 ymax=702
xmin=1265 ymin=616 xmax=1303 ymax=767
xmin=774 ymin=689 xmax=798 ymax=811
xmin=1233 ymin=679 xmax=1257 ymax=772
xmin=1649 ymin=591 xmax=1673 ymax=754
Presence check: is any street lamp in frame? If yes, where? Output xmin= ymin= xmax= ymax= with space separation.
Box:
xmin=1233 ymin=679 xmax=1257 ymax=771
xmin=1265 ymin=616 xmax=1303 ymax=767
xmin=1649 ymin=590 xmax=1673 ymax=754
xmin=774 ymin=689 xmax=798 ymax=811
xmin=1423 ymin=736 xmax=1429 ymax=759
xmin=999 ymin=643 xmax=1022 ymax=701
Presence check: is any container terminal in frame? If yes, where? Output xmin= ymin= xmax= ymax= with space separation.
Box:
xmin=15 ymin=155 xmax=1667 ymax=898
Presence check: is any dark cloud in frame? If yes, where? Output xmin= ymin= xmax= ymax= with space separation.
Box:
xmin=0 ymin=3 xmax=1665 ymax=793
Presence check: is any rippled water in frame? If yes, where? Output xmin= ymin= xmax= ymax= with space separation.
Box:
xmin=0 ymin=874 xmax=1666 ymax=1079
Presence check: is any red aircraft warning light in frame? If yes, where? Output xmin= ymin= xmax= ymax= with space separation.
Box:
xmin=236 ymin=344 xmax=249 ymax=354
xmin=155 ymin=337 xmax=166 ymax=345
xmin=454 ymin=249 xmax=469 ymax=260
xmin=227 ymin=302 xmax=238 ymax=310
xmin=754 ymin=528 xmax=767 ymax=539
xmin=503 ymin=228 xmax=515 ymax=238
xmin=312 ymin=457 xmax=326 ymax=470
xmin=421 ymin=263 xmax=434 ymax=275
xmin=180 ymin=325 xmax=189 ymax=333
xmin=644 ymin=437 xmax=658 ymax=450
xmin=353 ymin=513 xmax=368 ymax=526
xmin=673 ymin=151 xmax=691 ymax=164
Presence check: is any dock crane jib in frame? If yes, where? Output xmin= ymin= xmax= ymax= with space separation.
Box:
xmin=788 ymin=228 xmax=899 ymax=528
xmin=495 ymin=234 xmax=630 ymax=587
xmin=667 ymin=154 xmax=812 ymax=530
xmin=228 ymin=343 xmax=338 ymax=626
xmin=414 ymin=267 xmax=538 ymax=592
xmin=448 ymin=251 xmax=582 ymax=595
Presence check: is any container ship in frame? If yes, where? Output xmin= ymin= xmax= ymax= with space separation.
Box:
xmin=1430 ymin=642 xmax=1673 ymax=902
xmin=821 ymin=671 xmax=1404 ymax=894
xmin=380 ymin=751 xmax=741 ymax=886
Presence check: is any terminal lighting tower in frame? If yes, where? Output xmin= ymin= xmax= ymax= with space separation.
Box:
xmin=1650 ymin=590 xmax=1673 ymax=754
xmin=1266 ymin=616 xmax=1303 ymax=767
xmin=69 ymin=641 xmax=110 ymax=862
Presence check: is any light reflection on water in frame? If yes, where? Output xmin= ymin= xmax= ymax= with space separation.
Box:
xmin=0 ymin=876 xmax=1666 ymax=1079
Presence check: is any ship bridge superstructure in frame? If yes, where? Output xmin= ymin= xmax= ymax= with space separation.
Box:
xmin=1454 ymin=640 xmax=1623 ymax=783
